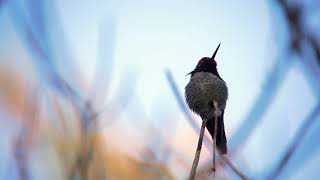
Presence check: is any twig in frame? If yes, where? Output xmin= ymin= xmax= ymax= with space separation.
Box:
xmin=221 ymin=155 xmax=247 ymax=180
xmin=211 ymin=102 xmax=219 ymax=178
xmin=189 ymin=118 xmax=208 ymax=180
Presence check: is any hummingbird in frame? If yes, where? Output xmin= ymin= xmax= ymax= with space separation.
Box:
xmin=185 ymin=43 xmax=228 ymax=179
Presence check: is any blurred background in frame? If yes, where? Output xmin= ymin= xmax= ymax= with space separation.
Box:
xmin=0 ymin=0 xmax=319 ymax=179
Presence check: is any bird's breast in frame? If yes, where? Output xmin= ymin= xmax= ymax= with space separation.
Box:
xmin=185 ymin=72 xmax=228 ymax=117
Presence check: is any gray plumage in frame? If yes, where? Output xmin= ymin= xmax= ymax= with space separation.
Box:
xmin=186 ymin=45 xmax=246 ymax=180
xmin=185 ymin=72 xmax=228 ymax=120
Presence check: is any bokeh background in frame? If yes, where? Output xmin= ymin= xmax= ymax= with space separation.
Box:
xmin=0 ymin=0 xmax=319 ymax=179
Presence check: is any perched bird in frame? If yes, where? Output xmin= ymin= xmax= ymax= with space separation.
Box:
xmin=185 ymin=44 xmax=228 ymax=179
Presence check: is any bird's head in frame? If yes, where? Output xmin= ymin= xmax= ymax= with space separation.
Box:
xmin=187 ymin=43 xmax=221 ymax=76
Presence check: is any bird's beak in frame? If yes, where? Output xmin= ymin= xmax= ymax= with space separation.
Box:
xmin=186 ymin=71 xmax=194 ymax=76
xmin=211 ymin=43 xmax=221 ymax=60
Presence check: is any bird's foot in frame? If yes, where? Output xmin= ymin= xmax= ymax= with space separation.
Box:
xmin=207 ymin=167 xmax=216 ymax=176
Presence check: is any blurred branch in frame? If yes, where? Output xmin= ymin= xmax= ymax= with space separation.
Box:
xmin=13 ymin=87 xmax=40 ymax=180
xmin=88 ymin=19 xmax=115 ymax=108
xmin=105 ymin=70 xmax=138 ymax=124
xmin=266 ymin=102 xmax=320 ymax=179
xmin=277 ymin=0 xmax=320 ymax=96
xmin=278 ymin=0 xmax=320 ymax=64
xmin=273 ymin=113 xmax=320 ymax=179
xmin=7 ymin=1 xmax=99 ymax=179
xmin=228 ymin=0 xmax=320 ymax=157
xmin=260 ymin=1 xmax=320 ymax=178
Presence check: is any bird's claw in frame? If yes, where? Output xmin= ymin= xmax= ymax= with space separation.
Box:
xmin=207 ymin=167 xmax=216 ymax=176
